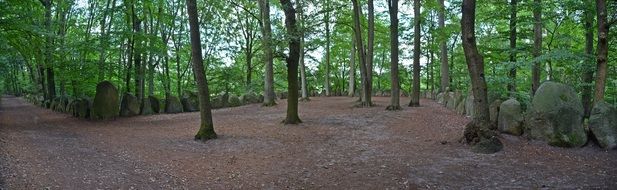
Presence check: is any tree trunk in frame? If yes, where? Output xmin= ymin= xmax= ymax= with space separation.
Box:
xmin=531 ymin=0 xmax=542 ymax=96
xmin=462 ymin=0 xmax=490 ymax=123
xmin=507 ymin=0 xmax=518 ymax=95
xmin=186 ymin=0 xmax=217 ymax=141
xmin=298 ymin=0 xmax=309 ymax=101
xmin=42 ymin=0 xmax=55 ymax=100
xmin=409 ymin=0 xmax=421 ymax=107
xmin=387 ymin=0 xmax=401 ymax=110
xmin=260 ymin=0 xmax=276 ymax=106
xmin=438 ymin=0 xmax=449 ymax=92
xmin=348 ymin=37 xmax=356 ymax=97
xmin=367 ymin=0 xmax=375 ymax=101
xmin=324 ymin=0 xmax=331 ymax=96
xmin=594 ymin=0 xmax=608 ymax=102
xmin=351 ymin=0 xmax=371 ymax=107
xmin=582 ymin=1 xmax=594 ymax=118
xmin=280 ymin=0 xmax=302 ymax=124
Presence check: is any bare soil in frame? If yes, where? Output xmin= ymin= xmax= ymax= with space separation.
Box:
xmin=0 ymin=95 xmax=615 ymax=189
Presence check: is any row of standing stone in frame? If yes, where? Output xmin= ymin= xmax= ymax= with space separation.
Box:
xmin=425 ymin=81 xmax=616 ymax=150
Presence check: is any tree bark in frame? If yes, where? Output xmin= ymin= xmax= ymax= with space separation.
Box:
xmin=280 ymin=0 xmax=302 ymax=124
xmin=260 ymin=0 xmax=276 ymax=106
xmin=507 ymin=0 xmax=518 ymax=94
xmin=42 ymin=0 xmax=55 ymax=100
xmin=367 ymin=0 xmax=375 ymax=100
xmin=594 ymin=0 xmax=609 ymax=102
xmin=387 ymin=0 xmax=401 ymax=110
xmin=186 ymin=0 xmax=217 ymax=141
xmin=351 ymin=0 xmax=371 ymax=107
xmin=324 ymin=0 xmax=331 ymax=96
xmin=582 ymin=1 xmax=594 ymax=118
xmin=531 ymin=0 xmax=542 ymax=96
xmin=462 ymin=0 xmax=490 ymax=123
xmin=298 ymin=0 xmax=309 ymax=101
xmin=348 ymin=37 xmax=356 ymax=97
xmin=409 ymin=0 xmax=421 ymax=107
xmin=438 ymin=0 xmax=449 ymax=92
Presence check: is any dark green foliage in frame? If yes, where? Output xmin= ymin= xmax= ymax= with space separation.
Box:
xmin=91 ymin=81 xmax=119 ymax=120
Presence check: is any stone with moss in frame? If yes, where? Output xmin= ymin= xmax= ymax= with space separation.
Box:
xmin=90 ymin=81 xmax=120 ymax=120
xmin=498 ymin=98 xmax=524 ymax=136
xmin=456 ymin=97 xmax=466 ymax=115
xmin=140 ymin=97 xmax=154 ymax=115
xmin=525 ymin=81 xmax=587 ymax=147
xmin=589 ymin=101 xmax=617 ymax=149
xmin=228 ymin=95 xmax=241 ymax=107
xmin=75 ymin=98 xmax=91 ymax=119
xmin=181 ymin=91 xmax=199 ymax=112
xmin=120 ymin=93 xmax=140 ymax=117
xmin=148 ymin=96 xmax=160 ymax=113
xmin=465 ymin=94 xmax=475 ymax=117
xmin=240 ymin=93 xmax=261 ymax=104
xmin=165 ymin=95 xmax=183 ymax=113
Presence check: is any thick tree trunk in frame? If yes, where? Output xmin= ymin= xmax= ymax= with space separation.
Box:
xmin=438 ymin=0 xmax=449 ymax=92
xmin=367 ymin=0 xmax=375 ymax=101
xmin=507 ymin=0 xmax=518 ymax=94
xmin=351 ymin=0 xmax=371 ymax=107
xmin=531 ymin=0 xmax=542 ymax=96
xmin=387 ymin=0 xmax=401 ymax=110
xmin=260 ymin=0 xmax=276 ymax=106
xmin=409 ymin=0 xmax=421 ymax=107
xmin=348 ymin=38 xmax=356 ymax=97
xmin=594 ymin=0 xmax=609 ymax=102
xmin=582 ymin=2 xmax=594 ymax=118
xmin=42 ymin=0 xmax=55 ymax=100
xmin=186 ymin=0 xmax=217 ymax=141
xmin=280 ymin=0 xmax=302 ymax=124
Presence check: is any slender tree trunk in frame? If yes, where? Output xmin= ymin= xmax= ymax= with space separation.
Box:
xmin=367 ymin=0 xmax=375 ymax=101
xmin=298 ymin=0 xmax=309 ymax=100
xmin=280 ymin=0 xmax=302 ymax=124
xmin=351 ymin=0 xmax=371 ymax=107
xmin=507 ymin=0 xmax=518 ymax=95
xmin=42 ymin=0 xmax=55 ymax=100
xmin=594 ymin=0 xmax=609 ymax=102
xmin=324 ymin=0 xmax=331 ymax=96
xmin=387 ymin=0 xmax=401 ymax=110
xmin=409 ymin=0 xmax=421 ymax=107
xmin=438 ymin=0 xmax=449 ymax=92
xmin=582 ymin=1 xmax=594 ymax=118
xmin=531 ymin=0 xmax=542 ymax=96
xmin=260 ymin=0 xmax=276 ymax=106
xmin=348 ymin=37 xmax=356 ymax=97
xmin=186 ymin=0 xmax=217 ymax=141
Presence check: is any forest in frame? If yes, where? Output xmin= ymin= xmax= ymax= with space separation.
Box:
xmin=0 ymin=0 xmax=616 ymax=188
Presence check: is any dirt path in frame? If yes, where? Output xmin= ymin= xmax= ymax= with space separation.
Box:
xmin=0 ymin=95 xmax=615 ymax=189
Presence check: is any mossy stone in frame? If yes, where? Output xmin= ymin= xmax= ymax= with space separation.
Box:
xmin=165 ymin=95 xmax=183 ymax=113
xmin=228 ymin=95 xmax=241 ymax=107
xmin=120 ymin=93 xmax=140 ymax=117
xmin=91 ymin=81 xmax=120 ymax=120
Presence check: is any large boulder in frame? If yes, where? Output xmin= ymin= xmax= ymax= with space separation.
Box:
xmin=91 ymin=81 xmax=120 ymax=120
xmin=228 ymin=95 xmax=241 ymax=107
xmin=120 ymin=93 xmax=140 ymax=117
xmin=148 ymin=96 xmax=160 ymax=113
xmin=436 ymin=92 xmax=445 ymax=104
xmin=489 ymin=99 xmax=503 ymax=126
xmin=56 ymin=97 xmax=69 ymax=113
xmin=465 ymin=94 xmax=475 ymax=117
xmin=140 ymin=97 xmax=154 ymax=115
xmin=278 ymin=91 xmax=288 ymax=99
xmin=498 ymin=99 xmax=524 ymax=136
xmin=589 ymin=101 xmax=617 ymax=149
xmin=240 ymin=93 xmax=262 ymax=104
xmin=165 ymin=95 xmax=183 ymax=113
xmin=525 ymin=81 xmax=587 ymax=147
xmin=181 ymin=92 xmax=199 ymax=112
xmin=74 ymin=98 xmax=91 ymax=119
xmin=447 ymin=92 xmax=463 ymax=110
xmin=456 ymin=96 xmax=466 ymax=115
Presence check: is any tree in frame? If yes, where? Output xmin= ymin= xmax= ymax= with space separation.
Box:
xmin=531 ymin=0 xmax=542 ymax=96
xmin=438 ymin=0 xmax=449 ymax=93
xmin=582 ymin=0 xmax=594 ymax=118
xmin=348 ymin=37 xmax=356 ymax=97
xmin=260 ymin=0 xmax=276 ymax=106
xmin=186 ymin=0 xmax=217 ymax=141
xmin=461 ymin=0 xmax=502 ymax=153
xmin=386 ymin=0 xmax=401 ymax=111
xmin=41 ymin=0 xmax=55 ymax=101
xmin=280 ymin=0 xmax=302 ymax=124
xmin=409 ymin=0 xmax=421 ymax=107
xmin=351 ymin=0 xmax=372 ymax=107
xmin=507 ymin=0 xmax=517 ymax=94
xmin=324 ymin=0 xmax=331 ymax=96
xmin=593 ymin=0 xmax=609 ymax=102
xmin=298 ymin=0 xmax=309 ymax=101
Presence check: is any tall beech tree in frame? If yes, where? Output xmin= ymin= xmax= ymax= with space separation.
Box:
xmin=582 ymin=1 xmax=594 ymax=118
xmin=386 ymin=0 xmax=401 ymax=110
xmin=461 ymin=0 xmax=502 ymax=153
xmin=280 ymin=0 xmax=302 ymax=124
xmin=507 ymin=0 xmax=517 ymax=94
xmin=351 ymin=0 xmax=372 ymax=107
xmin=594 ymin=0 xmax=609 ymax=102
xmin=531 ymin=0 xmax=541 ymax=96
xmin=186 ymin=0 xmax=217 ymax=141
xmin=260 ymin=0 xmax=276 ymax=106
xmin=409 ymin=0 xmax=420 ymax=107
xmin=438 ymin=0 xmax=449 ymax=92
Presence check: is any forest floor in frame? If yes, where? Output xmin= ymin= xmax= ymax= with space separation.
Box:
xmin=0 ymin=95 xmax=616 ymax=189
